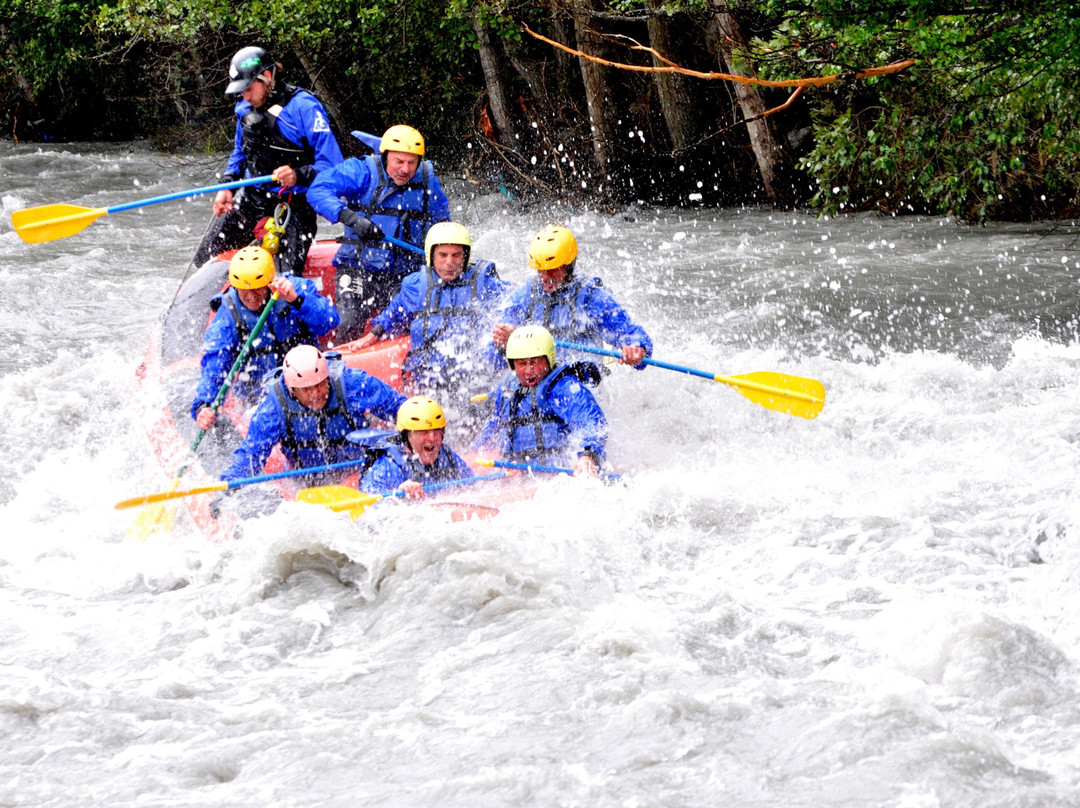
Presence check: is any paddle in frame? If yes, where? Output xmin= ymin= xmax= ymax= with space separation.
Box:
xmin=115 ymin=456 xmax=378 ymax=511
xmin=339 ymin=230 xmax=422 ymax=257
xmin=12 ymin=174 xmax=277 ymax=244
xmin=296 ymin=472 xmax=508 ymax=518
xmin=475 ymin=458 xmax=623 ymax=481
xmin=382 ymin=234 xmax=424 ymax=256
xmin=554 ymin=340 xmax=826 ymax=420
xmin=125 ymin=292 xmax=279 ymax=540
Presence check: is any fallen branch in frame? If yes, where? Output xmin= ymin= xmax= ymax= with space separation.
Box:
xmin=523 ymin=24 xmax=914 ymax=89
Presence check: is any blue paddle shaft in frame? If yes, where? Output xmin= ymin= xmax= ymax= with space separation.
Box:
xmin=385 ymin=472 xmax=508 ymax=499
xmin=106 ymin=175 xmax=277 ymax=214
xmin=225 ymin=457 xmax=373 ymax=490
xmin=486 ymin=459 xmax=622 ymax=481
xmin=228 ymin=464 xmax=506 ymax=494
xmin=382 ymin=233 xmax=424 ymax=256
xmin=554 ymin=339 xmax=714 ymax=381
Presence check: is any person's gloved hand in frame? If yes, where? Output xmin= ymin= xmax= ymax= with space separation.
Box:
xmin=208 ymin=493 xmax=226 ymax=520
xmin=338 ymin=208 xmax=384 ymax=243
xmin=208 ymin=486 xmax=235 ymax=520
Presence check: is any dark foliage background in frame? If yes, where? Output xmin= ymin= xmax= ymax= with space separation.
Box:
xmin=2 ymin=0 xmax=1078 ymax=220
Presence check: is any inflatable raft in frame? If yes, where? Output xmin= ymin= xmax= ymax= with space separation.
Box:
xmin=133 ymin=239 xmax=531 ymax=540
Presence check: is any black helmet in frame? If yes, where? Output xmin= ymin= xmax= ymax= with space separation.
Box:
xmin=225 ymin=46 xmax=275 ymax=96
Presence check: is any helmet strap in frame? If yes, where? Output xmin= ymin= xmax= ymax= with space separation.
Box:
xmin=256 ymin=68 xmax=275 ymax=91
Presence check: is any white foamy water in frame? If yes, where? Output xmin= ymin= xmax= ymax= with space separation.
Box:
xmin=2 ymin=141 xmax=1080 ymax=806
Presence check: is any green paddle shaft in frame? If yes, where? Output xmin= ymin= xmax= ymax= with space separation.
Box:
xmin=178 ymin=291 xmax=279 ymax=478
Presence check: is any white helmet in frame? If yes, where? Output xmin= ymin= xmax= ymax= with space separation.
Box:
xmin=282 ymin=345 xmax=329 ymax=388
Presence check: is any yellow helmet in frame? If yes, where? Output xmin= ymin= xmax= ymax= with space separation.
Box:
xmin=424 ymin=221 xmax=472 ymax=267
xmin=228 ymin=245 xmax=276 ymax=290
xmin=505 ymin=325 xmax=556 ymax=370
xmin=527 ymin=225 xmax=577 ymax=271
xmin=380 ymin=125 xmax=425 ymax=157
xmin=396 ymin=396 xmax=446 ymax=431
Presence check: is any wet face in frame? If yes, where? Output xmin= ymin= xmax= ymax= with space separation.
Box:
xmin=236 ymin=286 xmax=270 ymax=312
xmin=431 ymin=244 xmax=466 ymax=282
xmin=385 ymin=151 xmax=420 ymax=186
xmin=290 ymin=379 xmax=331 ymax=411
xmin=538 ymin=265 xmax=569 ymax=294
xmin=406 ymin=428 xmax=444 ymax=466
xmin=241 ymin=72 xmax=272 ymax=108
xmin=513 ymin=355 xmax=550 ymax=388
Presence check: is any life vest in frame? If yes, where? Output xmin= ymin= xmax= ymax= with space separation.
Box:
xmin=342 ymin=154 xmax=435 ymax=272
xmin=217 ymin=290 xmax=316 ymax=365
xmin=495 ymin=363 xmax=598 ymax=462
xmin=239 ymin=84 xmax=316 ymax=180
xmin=406 ymin=259 xmax=498 ymax=372
xmin=368 ymin=439 xmax=465 ymax=486
xmin=269 ymin=360 xmax=364 ymax=469
xmin=520 ymin=275 xmax=603 ymax=345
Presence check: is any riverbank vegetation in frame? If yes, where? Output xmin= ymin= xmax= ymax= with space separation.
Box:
xmin=2 ymin=0 xmax=1078 ymax=221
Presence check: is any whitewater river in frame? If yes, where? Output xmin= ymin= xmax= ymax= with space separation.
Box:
xmin=2 ymin=141 xmax=1080 ymax=807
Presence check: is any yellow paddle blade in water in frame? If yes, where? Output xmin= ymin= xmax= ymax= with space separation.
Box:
xmin=124 ymin=499 xmax=177 ymax=542
xmin=715 ymin=371 xmax=826 ymax=420
xmin=123 ymin=477 xmax=179 ymax=542
xmin=296 ymin=485 xmax=384 ymax=519
xmin=11 ymin=204 xmax=108 ymax=244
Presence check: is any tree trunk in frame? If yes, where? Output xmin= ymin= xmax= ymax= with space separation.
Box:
xmin=573 ymin=3 xmax=617 ymax=178
xmin=503 ymin=35 xmax=549 ymax=113
xmin=190 ymin=48 xmax=217 ymax=126
xmin=712 ymin=9 xmax=789 ymax=206
xmin=471 ymin=15 xmax=517 ymax=148
xmin=647 ymin=5 xmax=698 ymax=153
xmin=1 ymin=23 xmax=36 ymax=141
xmin=291 ymin=46 xmax=350 ymax=141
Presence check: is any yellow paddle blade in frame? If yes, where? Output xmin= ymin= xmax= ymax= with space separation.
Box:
xmin=716 ymin=371 xmax=826 ymax=419
xmin=125 ymin=501 xmax=177 ymax=542
xmin=296 ymin=485 xmax=383 ymax=519
xmin=124 ymin=478 xmax=180 ymax=542
xmin=11 ymin=204 xmax=108 ymax=244
xmin=115 ymin=480 xmax=229 ymax=510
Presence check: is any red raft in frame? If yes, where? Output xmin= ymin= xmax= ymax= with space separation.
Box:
xmin=134 ymin=240 xmax=530 ymax=540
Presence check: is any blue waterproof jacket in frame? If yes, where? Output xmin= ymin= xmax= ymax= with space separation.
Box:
xmin=474 ymin=364 xmax=608 ymax=466
xmin=221 ymin=361 xmax=406 ymax=481
xmin=359 ymin=439 xmax=472 ymax=496
xmin=489 ymin=275 xmax=653 ymax=372
xmin=224 ymin=84 xmax=343 ymax=195
xmin=306 ymin=154 xmax=450 ymax=274
xmin=191 ymin=277 xmax=340 ymax=417
xmin=372 ymin=259 xmax=509 ymax=388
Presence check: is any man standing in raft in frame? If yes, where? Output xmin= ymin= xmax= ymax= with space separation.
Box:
xmin=194 ymin=46 xmax=344 ymax=275
xmin=353 ymin=221 xmax=509 ymax=432
xmin=306 ymin=125 xmax=450 ymax=342
xmin=220 ymin=344 xmax=405 ymax=484
xmin=490 ymin=225 xmax=652 ymax=376
xmin=192 ymin=245 xmax=340 ymax=431
xmin=475 ymin=326 xmax=607 ymax=477
xmin=359 ymin=396 xmax=472 ymax=498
